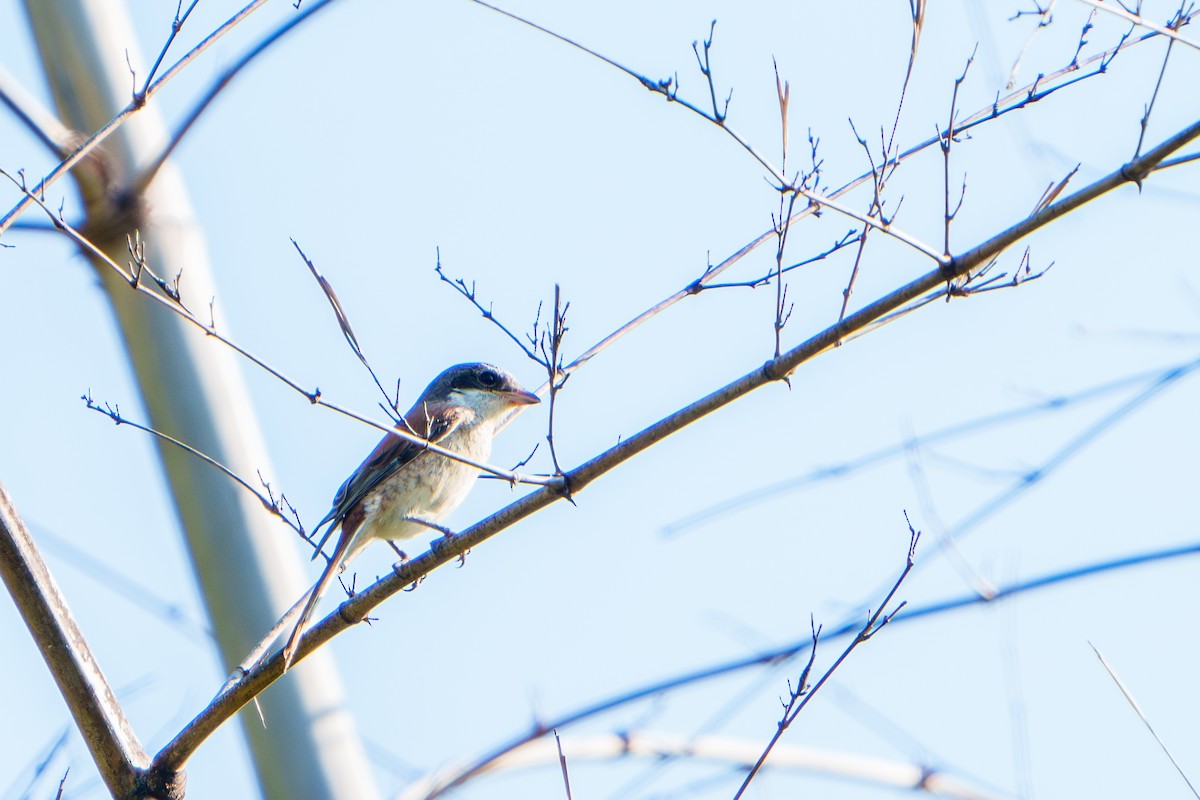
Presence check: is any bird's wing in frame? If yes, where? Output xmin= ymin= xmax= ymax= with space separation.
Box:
xmin=286 ymin=403 xmax=467 ymax=669
xmin=311 ymin=403 xmax=466 ymax=555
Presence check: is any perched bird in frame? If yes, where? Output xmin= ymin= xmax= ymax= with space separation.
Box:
xmin=283 ymin=363 xmax=540 ymax=670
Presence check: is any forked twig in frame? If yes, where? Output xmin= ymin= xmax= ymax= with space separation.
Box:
xmin=0 ymin=168 xmax=558 ymax=490
xmin=292 ymin=239 xmax=406 ymax=422
xmin=732 ymin=523 xmax=919 ymax=798
xmin=0 ymin=0 xmax=277 ymax=236
xmin=82 ymin=391 xmax=308 ymax=540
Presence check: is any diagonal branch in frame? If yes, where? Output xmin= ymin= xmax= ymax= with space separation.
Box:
xmin=1076 ymin=0 xmax=1200 ymax=51
xmin=0 ymin=167 xmax=558 ymax=492
xmin=0 ymin=63 xmax=77 ymax=158
xmin=0 ymin=0 xmax=276 ymax=237
xmin=0 ymin=482 xmax=166 ymax=799
xmin=131 ymin=0 xmax=341 ymax=198
xmin=147 ymin=116 xmax=1200 ymax=778
xmin=732 ymin=526 xmax=918 ymax=798
xmin=495 ymin=11 xmax=1187 ymax=421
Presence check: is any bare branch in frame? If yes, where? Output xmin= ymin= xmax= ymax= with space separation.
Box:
xmin=411 ymin=537 xmax=1200 ymax=796
xmin=148 ymin=117 xmax=1200 ymax=773
xmin=137 ymin=1 xmax=202 ymax=98
xmin=0 ymin=168 xmax=557 ymax=490
xmin=732 ymin=523 xmax=918 ymax=798
xmin=131 ymin=0 xmax=341 ymax=197
xmin=0 ymin=0 xmax=277 ymax=237
xmin=435 ymin=254 xmax=545 ymax=365
xmin=293 ymin=239 xmax=404 ymax=421
xmin=0 ymin=483 xmax=159 ymax=799
xmin=81 ymin=391 xmax=309 ymax=542
xmin=400 ymin=731 xmax=1007 ymax=800
xmin=1077 ymin=0 xmax=1200 ymax=50
xmin=537 ymin=286 xmax=572 ymax=492
xmin=1090 ymin=642 xmax=1200 ymax=798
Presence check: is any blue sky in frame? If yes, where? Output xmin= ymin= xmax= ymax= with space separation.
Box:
xmin=2 ymin=1 xmax=1198 ymax=798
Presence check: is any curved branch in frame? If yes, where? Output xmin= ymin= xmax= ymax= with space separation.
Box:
xmin=415 ymin=539 xmax=1200 ymax=796
xmin=400 ymin=731 xmax=1008 ymax=800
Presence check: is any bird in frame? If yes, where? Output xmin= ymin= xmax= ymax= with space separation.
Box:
xmin=282 ymin=362 xmax=540 ymax=670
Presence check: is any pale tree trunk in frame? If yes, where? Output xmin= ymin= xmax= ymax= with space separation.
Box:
xmin=21 ymin=1 xmax=379 ymax=797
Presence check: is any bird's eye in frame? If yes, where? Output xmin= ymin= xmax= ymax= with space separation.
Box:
xmin=477 ymin=369 xmax=500 ymax=387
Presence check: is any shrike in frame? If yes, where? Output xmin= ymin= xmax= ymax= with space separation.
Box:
xmin=283 ymin=363 xmax=539 ymax=670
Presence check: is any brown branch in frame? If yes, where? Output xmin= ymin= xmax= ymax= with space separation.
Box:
xmin=293 ymin=239 xmax=406 ymax=422
xmin=147 ymin=116 xmax=1200 ymax=778
xmin=493 ymin=14 xmax=1187 ymax=417
xmin=0 ymin=483 xmax=165 ymax=799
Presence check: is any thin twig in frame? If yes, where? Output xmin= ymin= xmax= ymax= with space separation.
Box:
xmin=553 ymin=730 xmax=573 ymax=800
xmin=81 ymin=391 xmax=308 ymax=541
xmin=418 ymin=537 xmax=1200 ymax=796
xmin=941 ymin=49 xmax=976 ymax=259
xmin=293 ymin=239 xmax=404 ymax=421
xmin=492 ymin=16 xmax=1186 ymax=419
xmin=732 ymin=523 xmax=919 ymax=798
xmin=1008 ymin=0 xmax=1058 ymax=88
xmin=435 ymin=254 xmax=544 ymax=365
xmin=539 ymin=286 xmax=572 ymax=492
xmin=131 ymin=0 xmax=341 ymax=198
xmin=1077 ymin=0 xmax=1200 ymax=50
xmin=771 ymin=192 xmax=798 ymax=358
xmin=1090 ymin=643 xmax=1200 ymax=798
xmin=0 ymin=0 xmax=276 ymax=236
xmin=138 ymin=1 xmax=202 ymax=99
xmin=1132 ymin=16 xmax=1179 ymax=159
xmin=468 ymin=1 xmax=783 ymax=181
xmin=0 ymin=168 xmax=557 ymax=490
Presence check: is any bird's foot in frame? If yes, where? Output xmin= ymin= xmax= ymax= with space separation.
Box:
xmin=428 ymin=530 xmax=470 ymax=567
xmin=429 ymin=530 xmax=456 ymax=557
xmin=386 ymin=540 xmax=409 ymax=564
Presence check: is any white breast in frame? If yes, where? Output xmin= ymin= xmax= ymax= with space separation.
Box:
xmin=345 ymin=415 xmax=495 ymax=560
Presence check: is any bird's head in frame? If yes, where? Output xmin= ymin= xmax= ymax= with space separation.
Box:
xmin=420 ymin=362 xmax=540 ymax=421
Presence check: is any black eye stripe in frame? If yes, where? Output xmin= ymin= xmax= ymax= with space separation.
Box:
xmin=448 ymin=367 xmax=503 ymax=391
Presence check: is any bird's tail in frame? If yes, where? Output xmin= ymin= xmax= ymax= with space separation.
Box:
xmin=310 ymin=516 xmax=340 ymax=561
xmin=283 ymin=530 xmax=351 ymax=671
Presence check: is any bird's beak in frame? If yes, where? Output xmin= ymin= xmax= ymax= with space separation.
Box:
xmin=501 ymin=388 xmax=541 ymax=406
